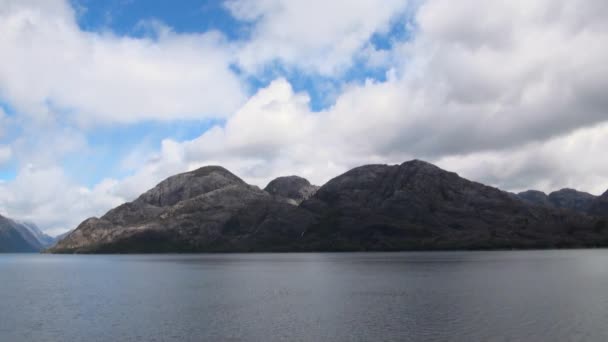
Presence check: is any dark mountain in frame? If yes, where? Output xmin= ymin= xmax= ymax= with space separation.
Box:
xmin=0 ymin=215 xmax=49 ymax=252
xmin=49 ymin=166 xmax=316 ymax=253
xmin=264 ymin=176 xmax=319 ymax=205
xmin=517 ymin=190 xmax=553 ymax=207
xmin=300 ymin=160 xmax=602 ymax=250
xmin=49 ymin=160 xmax=608 ymax=254
xmin=517 ymin=188 xmax=596 ymax=214
xmin=548 ymin=189 xmax=596 ymax=213
xmin=589 ymin=191 xmax=608 ymax=217
xmin=17 ymin=221 xmax=56 ymax=248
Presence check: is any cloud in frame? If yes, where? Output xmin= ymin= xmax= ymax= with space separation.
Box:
xmin=226 ymin=0 xmax=411 ymax=76
xmin=0 ymin=145 xmax=12 ymax=165
xmin=0 ymin=164 xmax=123 ymax=235
xmin=126 ymin=0 xmax=608 ymax=195
xmin=0 ymin=0 xmax=246 ymax=125
xmin=2 ymin=0 xmax=608 ymax=234
xmin=436 ymin=122 xmax=608 ymax=195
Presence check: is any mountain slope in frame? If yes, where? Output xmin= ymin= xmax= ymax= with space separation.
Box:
xmin=548 ymin=189 xmax=596 ymax=212
xmin=0 ymin=215 xmax=45 ymax=252
xmin=517 ymin=190 xmax=553 ymax=207
xmin=17 ymin=221 xmax=56 ymax=248
xmin=300 ymin=160 xmax=602 ymax=250
xmin=589 ymin=191 xmax=608 ymax=217
xmin=50 ymin=160 xmax=608 ymax=253
xmin=264 ymin=176 xmax=319 ymax=205
xmin=50 ymin=166 xmax=316 ymax=253
xmin=517 ymin=189 xmax=596 ymax=214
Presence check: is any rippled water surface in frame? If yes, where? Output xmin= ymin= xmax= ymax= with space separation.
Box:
xmin=1 ymin=250 xmax=608 ymax=341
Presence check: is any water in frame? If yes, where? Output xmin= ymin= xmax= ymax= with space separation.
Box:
xmin=1 ymin=251 xmax=608 ymax=341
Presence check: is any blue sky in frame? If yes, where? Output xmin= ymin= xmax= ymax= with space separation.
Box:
xmin=35 ymin=0 xmax=408 ymax=187
xmin=1 ymin=0 xmax=608 ymax=234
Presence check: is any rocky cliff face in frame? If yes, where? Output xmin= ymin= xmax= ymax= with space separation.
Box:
xmin=0 ymin=215 xmax=50 ymax=252
xmin=50 ymin=160 xmax=608 ymax=253
xmin=50 ymin=166 xmax=316 ymax=253
xmin=300 ymin=160 xmax=601 ymax=250
xmin=264 ymin=176 xmax=319 ymax=205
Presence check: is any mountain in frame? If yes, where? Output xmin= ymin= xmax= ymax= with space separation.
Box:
xmin=17 ymin=221 xmax=56 ymax=248
xmin=517 ymin=188 xmax=597 ymax=214
xmin=548 ymin=189 xmax=596 ymax=213
xmin=589 ymin=191 xmax=608 ymax=217
xmin=49 ymin=166 xmax=316 ymax=253
xmin=264 ymin=176 xmax=319 ymax=205
xmin=517 ymin=190 xmax=553 ymax=207
xmin=50 ymin=160 xmax=608 ymax=253
xmin=0 ymin=215 xmax=50 ymax=252
xmin=300 ymin=160 xmax=601 ymax=250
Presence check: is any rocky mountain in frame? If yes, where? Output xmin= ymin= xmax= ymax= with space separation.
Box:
xmin=50 ymin=160 xmax=608 ymax=254
xmin=0 ymin=215 xmax=51 ymax=252
xmin=517 ymin=190 xmax=553 ymax=207
xmin=517 ymin=188 xmax=596 ymax=213
xmin=300 ymin=161 xmax=602 ymax=250
xmin=50 ymin=166 xmax=316 ymax=253
xmin=548 ymin=189 xmax=596 ymax=212
xmin=264 ymin=176 xmax=319 ymax=205
xmin=589 ymin=191 xmax=608 ymax=217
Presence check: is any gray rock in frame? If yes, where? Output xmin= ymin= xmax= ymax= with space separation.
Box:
xmin=300 ymin=160 xmax=603 ymax=250
xmin=50 ymin=160 xmax=608 ymax=253
xmin=517 ymin=190 xmax=554 ymax=207
xmin=264 ymin=176 xmax=319 ymax=205
xmin=50 ymin=167 xmax=316 ymax=253
xmin=548 ymin=188 xmax=596 ymax=213
xmin=135 ymin=166 xmax=246 ymax=207
xmin=517 ymin=188 xmax=597 ymax=214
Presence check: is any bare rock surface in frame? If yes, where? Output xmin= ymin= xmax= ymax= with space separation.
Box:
xmin=50 ymin=166 xmax=315 ymax=253
xmin=264 ymin=176 xmax=319 ymax=205
xmin=50 ymin=160 xmax=608 ymax=253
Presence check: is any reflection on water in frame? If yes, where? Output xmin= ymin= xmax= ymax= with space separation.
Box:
xmin=1 ymin=250 xmax=608 ymax=341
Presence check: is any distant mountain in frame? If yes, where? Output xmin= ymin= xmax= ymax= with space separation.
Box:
xmin=517 ymin=190 xmax=553 ymax=207
xmin=50 ymin=160 xmax=608 ymax=254
xmin=548 ymin=189 xmax=596 ymax=212
xmin=517 ymin=188 xmax=596 ymax=214
xmin=589 ymin=191 xmax=608 ymax=217
xmin=0 ymin=215 xmax=51 ymax=252
xmin=264 ymin=176 xmax=319 ymax=205
xmin=17 ymin=221 xmax=56 ymax=248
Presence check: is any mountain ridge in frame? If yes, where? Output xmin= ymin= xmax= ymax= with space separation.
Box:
xmin=49 ymin=160 xmax=608 ymax=253
xmin=0 ymin=215 xmax=55 ymax=252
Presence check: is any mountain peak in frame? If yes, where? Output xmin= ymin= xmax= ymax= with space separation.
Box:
xmin=265 ymin=176 xmax=319 ymax=205
xmin=135 ymin=165 xmax=245 ymax=207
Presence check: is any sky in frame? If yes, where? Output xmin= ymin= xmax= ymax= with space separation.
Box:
xmin=1 ymin=0 xmax=608 ymax=235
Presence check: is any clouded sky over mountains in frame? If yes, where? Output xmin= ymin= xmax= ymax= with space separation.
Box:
xmin=1 ymin=0 xmax=607 ymax=234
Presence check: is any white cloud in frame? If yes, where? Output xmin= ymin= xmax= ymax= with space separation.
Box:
xmin=0 ymin=164 xmax=124 ymax=234
xmin=2 ymin=0 xmax=608 ymax=234
xmin=436 ymin=123 xmax=608 ymax=195
xmin=0 ymin=145 xmax=12 ymax=165
xmin=123 ymin=0 xmax=608 ymax=196
xmin=0 ymin=0 xmax=246 ymax=124
xmin=226 ymin=0 xmax=411 ymax=76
